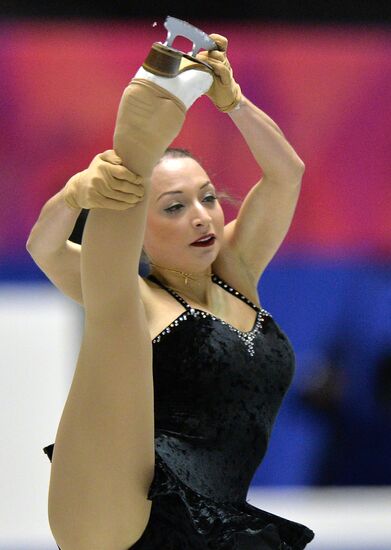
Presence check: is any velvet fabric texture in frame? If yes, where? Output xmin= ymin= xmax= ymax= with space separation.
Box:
xmin=43 ymin=272 xmax=315 ymax=549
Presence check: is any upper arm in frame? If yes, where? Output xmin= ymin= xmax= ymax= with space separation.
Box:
xmin=30 ymin=240 xmax=84 ymax=305
xmin=225 ymin=172 xmax=303 ymax=281
xmin=29 ymin=240 xmax=149 ymax=310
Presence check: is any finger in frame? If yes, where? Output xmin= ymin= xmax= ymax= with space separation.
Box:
xmin=100 ymin=149 xmax=123 ymax=165
xmin=203 ymin=58 xmax=231 ymax=84
xmin=109 ymin=178 xmax=145 ymax=197
xmin=202 ymin=57 xmax=223 ymax=72
xmin=196 ymin=50 xmax=225 ymax=64
xmin=102 ymin=164 xmax=143 ymax=188
xmin=208 ymin=50 xmax=226 ymax=62
xmin=108 ymin=164 xmax=144 ymax=184
xmin=195 ymin=51 xmax=210 ymax=64
xmin=209 ymin=34 xmax=228 ymax=52
xmin=94 ymin=196 xmax=139 ymax=210
xmin=95 ymin=185 xmax=144 ymax=204
xmin=218 ymin=65 xmax=232 ymax=86
xmin=99 ymin=177 xmax=145 ymax=200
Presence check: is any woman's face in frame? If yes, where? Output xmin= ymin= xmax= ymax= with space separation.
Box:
xmin=143 ymin=157 xmax=225 ymax=272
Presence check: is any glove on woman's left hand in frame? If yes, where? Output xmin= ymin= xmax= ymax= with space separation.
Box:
xmin=196 ymin=34 xmax=242 ymax=113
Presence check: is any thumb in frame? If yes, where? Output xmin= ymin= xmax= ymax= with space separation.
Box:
xmin=209 ymin=34 xmax=228 ymax=53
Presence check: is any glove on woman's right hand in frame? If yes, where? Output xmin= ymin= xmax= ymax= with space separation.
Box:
xmin=63 ymin=150 xmax=145 ymax=210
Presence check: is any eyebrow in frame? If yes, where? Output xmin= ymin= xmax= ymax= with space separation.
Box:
xmin=157 ymin=181 xmax=214 ymax=201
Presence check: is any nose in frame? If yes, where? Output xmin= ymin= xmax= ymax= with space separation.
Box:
xmin=192 ymin=203 xmax=212 ymax=227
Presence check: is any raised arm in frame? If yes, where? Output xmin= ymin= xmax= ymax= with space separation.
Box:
xmin=225 ymin=94 xmax=305 ymax=281
xmin=198 ymin=34 xmax=305 ymax=283
xmin=26 ymin=150 xmax=143 ymax=306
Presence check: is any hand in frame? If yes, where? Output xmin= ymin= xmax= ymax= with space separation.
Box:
xmin=196 ymin=34 xmax=242 ymax=113
xmin=63 ymin=150 xmax=145 ymax=210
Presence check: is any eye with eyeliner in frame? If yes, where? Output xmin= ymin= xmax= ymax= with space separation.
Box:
xmin=164 ymin=194 xmax=217 ymax=214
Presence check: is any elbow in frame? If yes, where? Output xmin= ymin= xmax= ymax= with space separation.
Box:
xmin=26 ymin=224 xmax=40 ymax=253
xmin=26 ymin=235 xmax=41 ymax=258
xmin=271 ymin=159 xmax=305 ymax=186
xmin=269 ymin=156 xmax=305 ymax=184
xmin=289 ymin=158 xmax=305 ymax=185
xmin=293 ymin=157 xmax=305 ymax=176
xmin=25 ymin=238 xmax=46 ymax=267
xmin=25 ymin=236 xmax=34 ymax=255
xmin=297 ymin=160 xmax=306 ymax=173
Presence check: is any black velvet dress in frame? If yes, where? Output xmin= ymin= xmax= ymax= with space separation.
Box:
xmin=43 ymin=272 xmax=315 ymax=549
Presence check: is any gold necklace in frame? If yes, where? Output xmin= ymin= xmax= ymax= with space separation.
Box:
xmin=149 ymin=262 xmax=213 ymax=285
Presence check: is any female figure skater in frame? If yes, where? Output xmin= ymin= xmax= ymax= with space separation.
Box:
xmin=27 ymin=32 xmax=315 ymax=549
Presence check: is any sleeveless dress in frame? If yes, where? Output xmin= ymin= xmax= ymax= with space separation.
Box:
xmin=43 ymin=272 xmax=315 ymax=549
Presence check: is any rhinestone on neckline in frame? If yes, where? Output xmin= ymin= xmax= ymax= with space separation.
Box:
xmin=149 ymin=272 xmax=271 ymax=356
xmin=151 ymin=308 xmax=270 ymax=356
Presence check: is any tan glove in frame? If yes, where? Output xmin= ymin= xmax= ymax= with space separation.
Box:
xmin=196 ymin=34 xmax=242 ymax=113
xmin=63 ymin=150 xmax=145 ymax=210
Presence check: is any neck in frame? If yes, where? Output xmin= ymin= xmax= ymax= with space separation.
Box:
xmin=149 ymin=261 xmax=215 ymax=306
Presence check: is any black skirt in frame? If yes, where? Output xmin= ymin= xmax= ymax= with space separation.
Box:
xmin=43 ymin=444 xmax=314 ymax=550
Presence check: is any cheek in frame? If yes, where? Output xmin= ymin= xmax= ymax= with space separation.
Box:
xmin=144 ymin=211 xmax=181 ymax=251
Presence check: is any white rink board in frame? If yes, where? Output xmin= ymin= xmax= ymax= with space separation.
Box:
xmin=247 ymin=486 xmax=391 ymax=549
xmin=0 ymin=283 xmax=82 ymax=546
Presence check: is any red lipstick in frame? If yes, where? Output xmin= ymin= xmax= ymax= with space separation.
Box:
xmin=190 ymin=233 xmax=216 ymax=247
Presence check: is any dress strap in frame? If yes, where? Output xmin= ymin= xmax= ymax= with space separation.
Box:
xmin=147 ymin=272 xmax=262 ymax=313
xmin=146 ymin=273 xmax=192 ymax=311
xmin=211 ymin=273 xmax=261 ymax=312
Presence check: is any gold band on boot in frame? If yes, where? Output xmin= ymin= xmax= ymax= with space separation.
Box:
xmin=143 ymin=43 xmax=213 ymax=78
xmin=143 ymin=44 xmax=182 ymax=77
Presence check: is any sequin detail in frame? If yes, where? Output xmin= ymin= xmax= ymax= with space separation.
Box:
xmin=151 ymin=273 xmax=271 ymax=356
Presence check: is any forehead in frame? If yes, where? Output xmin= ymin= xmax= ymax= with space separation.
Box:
xmin=151 ymin=157 xmax=209 ymax=189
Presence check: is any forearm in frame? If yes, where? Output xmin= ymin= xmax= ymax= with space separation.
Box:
xmin=26 ymin=187 xmax=81 ymax=258
xmin=228 ymin=95 xmax=305 ymax=182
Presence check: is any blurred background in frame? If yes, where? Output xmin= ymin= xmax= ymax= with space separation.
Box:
xmin=0 ymin=0 xmax=390 ymax=548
